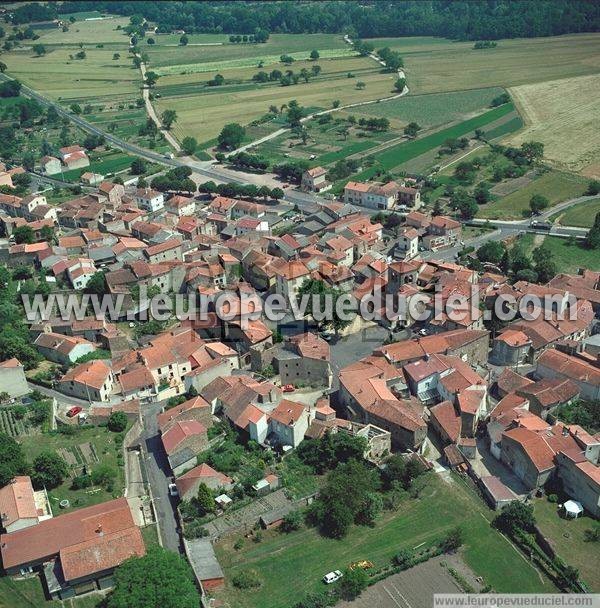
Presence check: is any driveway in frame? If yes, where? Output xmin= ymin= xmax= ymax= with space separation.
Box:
xmin=140 ymin=399 xmax=182 ymax=553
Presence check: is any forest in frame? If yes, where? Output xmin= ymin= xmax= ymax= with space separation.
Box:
xmin=12 ymin=1 xmax=600 ymax=41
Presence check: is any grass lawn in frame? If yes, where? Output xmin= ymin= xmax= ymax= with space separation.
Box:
xmin=518 ymin=234 xmax=600 ymax=274
xmin=0 ymin=575 xmax=59 ymax=608
xmin=212 ymin=475 xmax=553 ymax=608
xmin=552 ymin=197 xmax=600 ymax=227
xmin=533 ymin=498 xmax=600 ymax=591
xmin=463 ymin=225 xmax=496 ymax=239
xmin=348 ymin=87 xmax=505 ymax=129
xmin=478 ymin=170 xmax=589 ymax=219
xmin=19 ymin=424 xmax=126 ymax=513
xmin=375 ymin=34 xmax=600 ymax=95
xmin=141 ymin=523 xmax=160 ymax=549
xmin=147 ymin=33 xmax=348 ymax=69
xmin=34 ymin=15 xmax=130 ymax=45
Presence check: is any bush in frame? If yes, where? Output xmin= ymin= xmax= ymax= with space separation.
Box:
xmin=232 ymin=570 xmax=262 ymax=589
xmin=280 ymin=509 xmax=303 ymax=533
xmin=71 ymin=474 xmax=92 ymax=490
xmin=548 ymin=494 xmax=558 ymax=503
xmin=108 ymin=411 xmax=128 ymax=433
xmin=440 ymin=526 xmax=464 ymax=552
xmin=339 ymin=567 xmax=368 ymax=601
xmin=393 ymin=548 xmax=413 ymax=568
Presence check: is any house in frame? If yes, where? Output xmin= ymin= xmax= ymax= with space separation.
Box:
xmin=490 ymin=329 xmax=533 ymax=365
xmin=144 ymin=238 xmax=182 ymax=263
xmin=516 ymin=378 xmax=579 ymax=420
xmin=395 ymin=227 xmax=419 ymax=259
xmin=301 ymin=167 xmax=331 ymax=192
xmin=157 ymin=395 xmax=212 ymax=433
xmin=175 ymin=463 xmax=233 ymax=500
xmin=162 ymin=420 xmax=209 ymax=475
xmin=338 ymin=357 xmax=427 ymax=452
xmin=0 ymin=476 xmax=41 ymax=533
xmin=80 ymin=171 xmax=104 ymax=186
xmin=422 ymin=216 xmax=461 ymax=250
xmin=184 ymin=538 xmax=224 ymax=591
xmin=274 ymin=260 xmax=310 ymax=303
xmin=0 ymin=498 xmax=144 ymax=600
xmin=479 ymin=475 xmax=519 ymax=510
xmin=165 ymin=195 xmax=195 ymax=217
xmin=99 ymin=182 xmax=125 ymax=206
xmin=61 ymin=149 xmax=90 ymax=171
xmin=397 ymin=185 xmax=422 ymax=208
xmin=34 ymin=332 xmax=96 ymax=365
xmin=57 ymin=360 xmax=114 ymax=402
xmin=344 ymin=180 xmax=399 ymax=210
xmin=535 ymin=349 xmax=600 ymax=400
xmin=269 ymin=399 xmax=310 ymax=448
xmin=40 ymin=156 xmax=61 ymax=176
xmin=555 ymin=449 xmax=600 ymax=518
xmin=134 ymin=188 xmax=165 ymax=212
xmin=254 ymin=332 xmax=332 ymax=388
xmin=0 ymin=358 xmax=29 ymax=398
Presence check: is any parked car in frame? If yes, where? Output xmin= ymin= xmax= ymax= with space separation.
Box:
xmin=282 ymin=384 xmax=295 ymax=393
xmin=66 ymin=406 xmax=82 ymax=418
xmin=323 ymin=570 xmax=343 ymax=584
xmin=168 ymin=483 xmax=179 ymax=497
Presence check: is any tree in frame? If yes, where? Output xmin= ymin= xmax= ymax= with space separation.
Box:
xmin=286 ymin=99 xmax=304 ymax=126
xmin=356 ymin=81 xmax=366 ymax=90
xmin=310 ymin=49 xmax=320 ymax=60
xmin=130 ymin=157 xmax=147 ymax=175
xmin=108 ymin=411 xmax=128 ymax=432
xmin=311 ymin=64 xmax=322 ymax=77
xmin=179 ymin=34 xmax=189 ymax=46
xmin=477 ymin=241 xmax=505 ymax=264
xmin=194 ymin=482 xmax=215 ymax=516
xmin=108 ymin=546 xmax=200 ymax=608
xmin=13 ymin=225 xmax=34 ymax=244
xmin=32 ymin=44 xmax=46 ymax=56
xmin=441 ymin=526 xmax=464 ymax=552
xmin=298 ymin=279 xmax=353 ymax=335
xmin=403 ymin=121 xmax=420 ymax=137
xmin=0 ymin=433 xmax=29 ymax=488
xmin=474 ymin=181 xmax=491 ymax=204
xmin=586 ymin=180 xmax=600 ymax=195
xmin=70 ymin=103 xmax=82 ymax=115
xmin=339 ymin=567 xmax=368 ymax=601
xmin=584 ymin=212 xmax=600 ymax=249
xmin=494 ymin=501 xmax=536 ymax=535
xmin=161 ymin=109 xmax=177 ymax=130
xmin=181 ymin=136 xmax=197 ymax=155
xmin=280 ymin=509 xmax=303 ymax=533
xmin=521 ymin=141 xmax=544 ymax=164
xmin=533 ymin=244 xmax=557 ymax=283
xmin=145 ymin=71 xmax=159 ymax=87
xmin=529 ymin=194 xmax=549 ymax=214
xmin=270 ymin=187 xmax=284 ymax=201
xmin=218 ymin=123 xmax=245 ymax=150
xmin=85 ymin=271 xmax=107 ymax=295
xmin=394 ymin=77 xmax=406 ymax=92
xmin=32 ymin=451 xmax=68 ymax=489
xmin=0 ymin=62 xmax=6 ymax=73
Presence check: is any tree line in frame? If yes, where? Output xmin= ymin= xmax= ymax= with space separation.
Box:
xmin=54 ymin=1 xmax=600 ymax=40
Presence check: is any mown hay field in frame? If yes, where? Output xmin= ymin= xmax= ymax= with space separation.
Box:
xmin=156 ymin=58 xmax=398 ymax=143
xmin=147 ymin=32 xmax=349 ymax=68
xmin=506 ymin=73 xmax=600 ymax=174
xmin=33 ymin=15 xmax=130 ymax=45
xmin=367 ymin=34 xmax=600 ymax=94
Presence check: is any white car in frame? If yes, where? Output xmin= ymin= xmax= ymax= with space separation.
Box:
xmin=323 ymin=570 xmax=343 ymax=584
xmin=168 ymin=483 xmax=179 ymax=497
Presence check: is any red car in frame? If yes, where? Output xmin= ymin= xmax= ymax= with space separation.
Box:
xmin=66 ymin=406 xmax=82 ymax=418
xmin=282 ymin=384 xmax=295 ymax=393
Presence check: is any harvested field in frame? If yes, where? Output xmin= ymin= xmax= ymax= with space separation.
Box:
xmin=507 ymin=74 xmax=600 ymax=173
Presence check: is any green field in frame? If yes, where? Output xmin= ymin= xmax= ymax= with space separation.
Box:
xmin=552 ymin=197 xmax=600 ymax=227
xmin=147 ymin=33 xmax=349 ymax=68
xmin=534 ymin=498 xmax=600 ymax=591
xmin=517 ymin=233 xmax=600 ymax=274
xmin=33 ymin=16 xmax=130 ymax=45
xmin=347 ymin=87 xmax=505 ymax=128
xmin=348 ymin=102 xmax=515 ymax=182
xmin=212 ymin=475 xmax=552 ymax=608
xmin=478 ymin=170 xmax=589 ymax=219
xmin=365 ymin=34 xmax=600 ymax=95
xmin=19 ymin=425 xmax=126 ymax=513
xmin=0 ymin=575 xmax=100 ymax=608
xmin=60 ymin=149 xmax=139 ymax=181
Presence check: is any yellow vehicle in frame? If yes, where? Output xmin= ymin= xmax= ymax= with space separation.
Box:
xmin=349 ymin=560 xmax=374 ymax=571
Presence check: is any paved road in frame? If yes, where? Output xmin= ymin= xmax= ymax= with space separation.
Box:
xmin=140 ymin=399 xmax=182 ymax=553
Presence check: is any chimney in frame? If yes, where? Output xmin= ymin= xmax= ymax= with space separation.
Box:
xmin=562 ymin=426 xmax=569 ymax=437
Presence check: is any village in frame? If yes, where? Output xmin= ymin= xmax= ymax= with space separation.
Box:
xmin=0 ymin=139 xmax=599 ymax=606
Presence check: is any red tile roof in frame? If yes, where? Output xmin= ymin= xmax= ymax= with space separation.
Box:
xmin=161 ymin=420 xmax=206 ymax=454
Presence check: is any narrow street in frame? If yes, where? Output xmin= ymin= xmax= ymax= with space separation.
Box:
xmin=140 ymin=400 xmax=182 ymax=554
